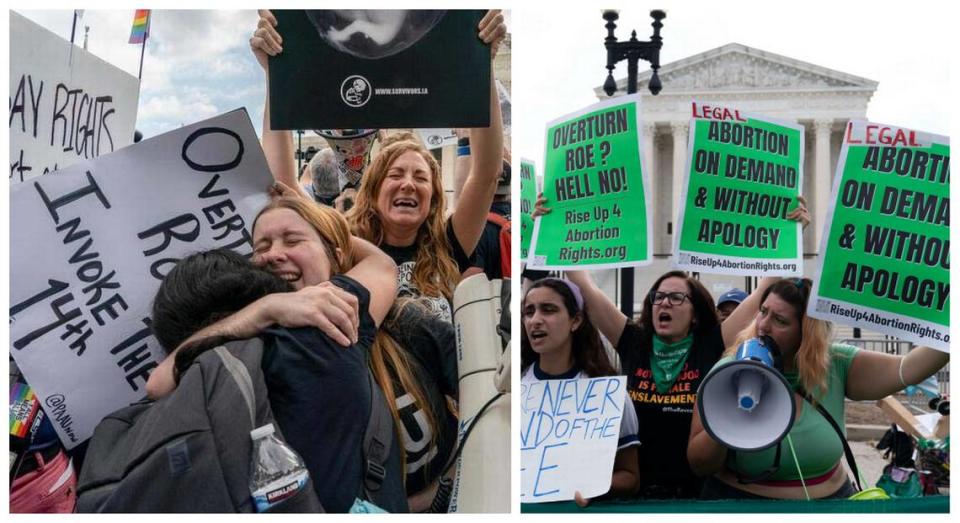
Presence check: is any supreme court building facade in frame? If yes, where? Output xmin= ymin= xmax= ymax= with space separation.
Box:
xmin=591 ymin=43 xmax=879 ymax=327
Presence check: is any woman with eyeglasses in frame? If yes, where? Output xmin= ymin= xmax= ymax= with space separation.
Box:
xmin=687 ymin=278 xmax=948 ymax=499
xmin=563 ymin=270 xmax=774 ymax=499
xmin=535 ymin=194 xmax=811 ymax=498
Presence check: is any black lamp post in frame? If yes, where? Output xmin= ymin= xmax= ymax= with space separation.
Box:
xmin=296 ymin=130 xmax=304 ymax=176
xmin=602 ymin=9 xmax=666 ymax=318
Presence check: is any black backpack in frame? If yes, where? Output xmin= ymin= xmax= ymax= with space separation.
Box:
xmin=76 ymin=339 xmax=395 ymax=512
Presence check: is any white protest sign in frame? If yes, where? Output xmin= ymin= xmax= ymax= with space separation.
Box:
xmin=417 ymin=128 xmax=458 ymax=150
xmin=10 ymin=11 xmax=140 ymax=184
xmin=10 ymin=109 xmax=272 ymax=448
xmin=520 ymin=376 xmax=626 ymax=503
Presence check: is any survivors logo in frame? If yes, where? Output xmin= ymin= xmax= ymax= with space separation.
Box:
xmin=341 ymin=75 xmax=372 ymax=107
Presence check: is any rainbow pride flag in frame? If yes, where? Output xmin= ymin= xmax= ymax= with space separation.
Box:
xmin=10 ymin=382 xmax=38 ymax=438
xmin=129 ymin=9 xmax=151 ymax=44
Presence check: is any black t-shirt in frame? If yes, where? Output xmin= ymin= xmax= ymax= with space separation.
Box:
xmin=382 ymin=304 xmax=458 ymax=495
xmin=616 ymin=322 xmax=724 ymax=497
xmin=260 ymin=275 xmax=407 ymax=513
xmin=379 ymin=220 xmax=474 ymax=322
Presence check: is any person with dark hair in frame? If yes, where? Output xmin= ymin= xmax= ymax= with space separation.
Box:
xmin=715 ymin=288 xmax=748 ymax=323
xmin=688 ymin=278 xmax=949 ymax=499
xmin=147 ymin=194 xmax=460 ymax=511
xmin=534 ymin=194 xmax=811 ymax=498
xmin=521 ymin=277 xmax=640 ymax=507
xmin=563 ymin=270 xmax=773 ymax=499
xmin=150 ymin=248 xmax=408 ymax=513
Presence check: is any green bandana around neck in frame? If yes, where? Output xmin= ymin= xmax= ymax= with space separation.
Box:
xmin=651 ymin=334 xmax=694 ymax=394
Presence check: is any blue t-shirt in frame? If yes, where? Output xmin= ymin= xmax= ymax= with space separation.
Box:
xmin=260 ymin=275 xmax=407 ymax=513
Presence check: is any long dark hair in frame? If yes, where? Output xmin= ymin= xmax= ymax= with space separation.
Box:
xmin=151 ymin=248 xmax=292 ymax=382
xmin=634 ymin=270 xmax=720 ymax=352
xmin=521 ymin=278 xmax=617 ymax=378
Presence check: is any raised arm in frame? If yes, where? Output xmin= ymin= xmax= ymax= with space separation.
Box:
xmin=565 ymin=270 xmax=628 ymax=348
xmin=345 ymin=235 xmax=399 ymax=326
xmin=250 ymin=9 xmax=301 ymax=194
xmin=721 ymin=196 xmax=811 ymax=347
xmin=845 ymin=346 xmax=949 ymax=401
xmin=452 ymin=129 xmax=472 ymax=206
xmin=450 ymin=10 xmax=506 ymax=257
xmin=720 ymin=276 xmax=775 ymax=348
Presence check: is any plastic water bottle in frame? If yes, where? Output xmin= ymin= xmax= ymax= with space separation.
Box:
xmin=249 ymin=423 xmax=309 ymax=512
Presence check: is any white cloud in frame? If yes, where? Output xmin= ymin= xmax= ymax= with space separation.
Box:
xmin=138 ymin=94 xmax=219 ymax=125
xmin=16 ymin=9 xmax=267 ymax=139
xmin=513 ymin=0 xmax=952 ymax=167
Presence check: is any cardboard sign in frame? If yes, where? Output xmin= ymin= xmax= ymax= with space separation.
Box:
xmin=528 ymin=96 xmax=651 ymax=270
xmin=9 ymin=12 xmax=139 ymax=184
xmin=809 ymin=121 xmax=949 ymax=352
xmin=674 ymin=103 xmax=804 ymax=276
xmin=269 ymin=10 xmax=490 ymax=129
xmin=520 ymin=376 xmax=626 ymax=503
xmin=9 ymin=109 xmax=273 ymax=448
xmin=519 ymin=158 xmax=537 ymax=262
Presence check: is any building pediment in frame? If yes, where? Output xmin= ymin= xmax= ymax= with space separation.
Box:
xmin=597 ymin=43 xmax=878 ymax=96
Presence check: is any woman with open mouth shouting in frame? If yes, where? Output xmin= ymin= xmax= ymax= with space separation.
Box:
xmin=533 ymin=195 xmax=811 ymax=499
xmin=252 ymin=9 xmax=507 ymax=323
xmin=521 ymin=277 xmax=640 ymax=506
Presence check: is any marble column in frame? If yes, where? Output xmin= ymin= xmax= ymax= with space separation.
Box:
xmin=813 ymin=119 xmax=833 ymax=254
xmin=642 ymin=122 xmax=657 ymax=246
xmin=670 ymin=121 xmax=689 ymax=239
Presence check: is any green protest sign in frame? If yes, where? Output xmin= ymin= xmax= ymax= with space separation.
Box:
xmin=520 ymin=158 xmax=538 ymax=262
xmin=809 ymin=121 xmax=949 ymax=352
xmin=674 ymin=103 xmax=804 ymax=276
xmin=528 ymin=96 xmax=650 ymax=270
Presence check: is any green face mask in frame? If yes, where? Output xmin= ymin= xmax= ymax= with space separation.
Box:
xmin=651 ymin=334 xmax=694 ymax=394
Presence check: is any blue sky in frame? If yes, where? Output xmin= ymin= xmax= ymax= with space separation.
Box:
xmin=16 ymin=9 xmax=266 ymax=140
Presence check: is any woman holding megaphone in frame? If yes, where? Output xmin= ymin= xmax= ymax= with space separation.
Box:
xmin=687 ymin=278 xmax=949 ymax=499
xmin=534 ymin=195 xmax=810 ymax=499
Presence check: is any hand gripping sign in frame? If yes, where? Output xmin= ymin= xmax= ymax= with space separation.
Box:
xmin=808 ymin=120 xmax=949 ymax=352
xmin=519 ymin=158 xmax=538 ymax=263
xmin=528 ymin=95 xmax=651 ymax=270
xmin=674 ymin=102 xmax=804 ymax=276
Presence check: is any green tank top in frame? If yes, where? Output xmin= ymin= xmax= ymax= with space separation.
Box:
xmin=713 ymin=344 xmax=859 ymax=480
